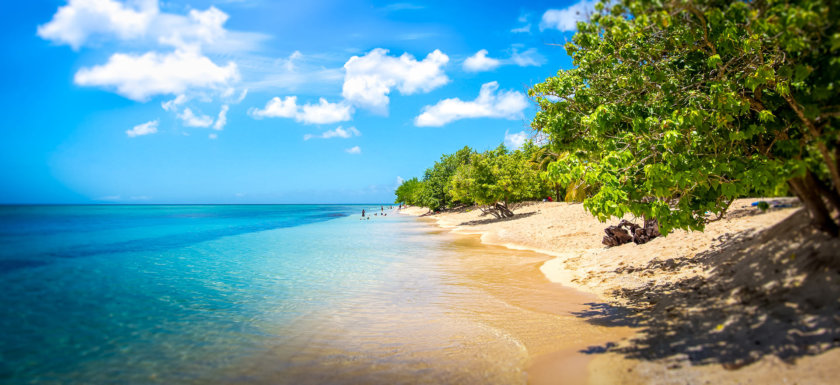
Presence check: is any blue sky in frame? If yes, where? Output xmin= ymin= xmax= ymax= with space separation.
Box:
xmin=0 ymin=0 xmax=591 ymax=204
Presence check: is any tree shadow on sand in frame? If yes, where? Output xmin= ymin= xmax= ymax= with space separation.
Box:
xmin=456 ymin=211 xmax=538 ymax=226
xmin=574 ymin=209 xmax=840 ymax=368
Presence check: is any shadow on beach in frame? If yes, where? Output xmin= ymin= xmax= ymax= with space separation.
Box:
xmin=574 ymin=209 xmax=840 ymax=368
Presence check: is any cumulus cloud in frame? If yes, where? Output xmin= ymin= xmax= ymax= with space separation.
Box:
xmin=345 ymin=146 xmax=362 ymax=154
xmin=156 ymin=6 xmax=228 ymax=50
xmin=249 ymin=96 xmax=352 ymax=124
xmin=463 ymin=49 xmax=501 ymax=72
xmin=74 ymin=49 xmax=239 ymax=101
xmin=38 ymin=0 xmax=236 ymax=52
xmin=177 ymin=108 xmax=214 ymax=127
xmin=213 ymin=105 xmax=229 ymax=130
xmin=504 ymin=130 xmax=528 ymax=149
xmin=540 ymin=0 xmax=596 ymax=32
xmin=249 ymin=96 xmax=297 ymax=119
xmin=40 ymin=0 xmax=251 ymax=112
xmin=303 ymin=126 xmax=360 ymax=140
xmin=37 ymin=0 xmax=158 ymax=50
xmin=415 ymin=81 xmax=529 ymax=127
xmin=342 ymin=48 xmax=449 ymax=114
xmin=126 ymin=120 xmax=159 ymax=137
xmin=299 ymin=98 xmax=354 ymax=124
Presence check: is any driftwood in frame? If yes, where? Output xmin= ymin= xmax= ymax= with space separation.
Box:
xmin=603 ymin=219 xmax=661 ymax=247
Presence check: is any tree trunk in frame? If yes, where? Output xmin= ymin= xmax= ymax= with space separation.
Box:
xmin=785 ymin=94 xmax=840 ymax=197
xmin=789 ymin=176 xmax=839 ymax=236
xmin=496 ymin=202 xmax=514 ymax=218
xmin=813 ymin=174 xmax=840 ymax=215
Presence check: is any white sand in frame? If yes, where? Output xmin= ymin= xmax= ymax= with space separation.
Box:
xmin=399 ymin=200 xmax=840 ymax=384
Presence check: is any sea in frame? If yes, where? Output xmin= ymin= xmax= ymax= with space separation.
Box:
xmin=0 ymin=204 xmax=591 ymax=384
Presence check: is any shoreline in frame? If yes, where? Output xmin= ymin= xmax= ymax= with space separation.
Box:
xmin=399 ymin=199 xmax=840 ymax=384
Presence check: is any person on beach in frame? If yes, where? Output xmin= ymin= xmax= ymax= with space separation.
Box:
xmin=362 ymin=209 xmax=365 ymax=217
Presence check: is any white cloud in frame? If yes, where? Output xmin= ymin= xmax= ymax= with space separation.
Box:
xmin=213 ymin=105 xmax=229 ymax=130
xmin=161 ymin=94 xmax=188 ymax=111
xmin=38 ymin=1 xmax=238 ymax=52
xmin=303 ymin=126 xmax=360 ymax=140
xmin=345 ymin=146 xmax=362 ymax=154
xmin=463 ymin=49 xmax=501 ymax=72
xmin=208 ymin=133 xmax=218 ymax=139
xmin=155 ymin=6 xmax=228 ymax=50
xmin=74 ymin=50 xmax=239 ymax=101
xmin=249 ymin=96 xmax=352 ymax=124
xmin=249 ymin=96 xmax=297 ymax=118
xmin=299 ymin=98 xmax=353 ymax=124
xmin=504 ymin=130 xmax=528 ymax=149
xmin=126 ymin=120 xmax=159 ymax=137
xmin=342 ymin=48 xmax=449 ymax=114
xmin=463 ymin=48 xmax=544 ymax=72
xmin=37 ymin=0 xmax=158 ymax=50
xmin=540 ymin=0 xmax=596 ymax=32
xmin=415 ymin=81 xmax=529 ymax=127
xmin=178 ymin=108 xmax=214 ymax=127
xmin=510 ymin=48 xmax=545 ymax=67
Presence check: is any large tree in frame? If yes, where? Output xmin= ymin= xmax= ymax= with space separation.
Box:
xmin=530 ymin=0 xmax=840 ymax=235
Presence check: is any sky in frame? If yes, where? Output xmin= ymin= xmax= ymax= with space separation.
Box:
xmin=0 ymin=0 xmax=593 ymax=204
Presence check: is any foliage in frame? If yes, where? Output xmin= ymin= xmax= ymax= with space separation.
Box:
xmin=417 ymin=146 xmax=474 ymax=211
xmin=395 ymin=143 xmax=551 ymax=216
xmin=394 ymin=177 xmax=424 ymax=206
xmin=529 ymin=0 xmax=840 ymax=235
xmin=450 ymin=144 xmax=546 ymax=218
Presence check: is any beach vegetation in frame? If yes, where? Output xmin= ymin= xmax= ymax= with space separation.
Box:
xmin=450 ymin=143 xmax=545 ymax=218
xmin=529 ymin=0 xmax=840 ymax=236
xmin=395 ymin=142 xmax=552 ymax=216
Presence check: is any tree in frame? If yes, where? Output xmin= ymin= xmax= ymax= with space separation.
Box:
xmin=394 ymin=177 xmax=424 ymax=206
xmin=420 ymin=146 xmax=475 ymax=211
xmin=450 ymin=144 xmax=543 ymax=218
xmin=530 ymin=0 xmax=840 ymax=235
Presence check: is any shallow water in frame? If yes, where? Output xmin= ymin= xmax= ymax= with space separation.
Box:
xmin=0 ymin=205 xmax=621 ymax=384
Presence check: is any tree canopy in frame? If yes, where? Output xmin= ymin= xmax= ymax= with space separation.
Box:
xmin=529 ymin=0 xmax=840 ymax=235
xmin=395 ymin=143 xmax=552 ymax=216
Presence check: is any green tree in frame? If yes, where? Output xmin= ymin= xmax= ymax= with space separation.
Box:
xmin=394 ymin=177 xmax=424 ymax=206
xmin=530 ymin=0 xmax=840 ymax=235
xmin=420 ymin=146 xmax=475 ymax=211
xmin=451 ymin=144 xmax=543 ymax=218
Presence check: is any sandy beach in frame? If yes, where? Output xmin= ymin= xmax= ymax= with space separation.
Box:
xmin=400 ymin=199 xmax=840 ymax=384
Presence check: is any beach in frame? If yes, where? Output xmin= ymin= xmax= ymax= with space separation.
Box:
xmin=400 ymin=199 xmax=840 ymax=384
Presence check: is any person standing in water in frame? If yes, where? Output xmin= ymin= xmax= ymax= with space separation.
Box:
xmin=362 ymin=209 xmax=365 ymax=217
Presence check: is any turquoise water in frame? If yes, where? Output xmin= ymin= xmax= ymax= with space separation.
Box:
xmin=0 ymin=205 xmax=536 ymax=384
